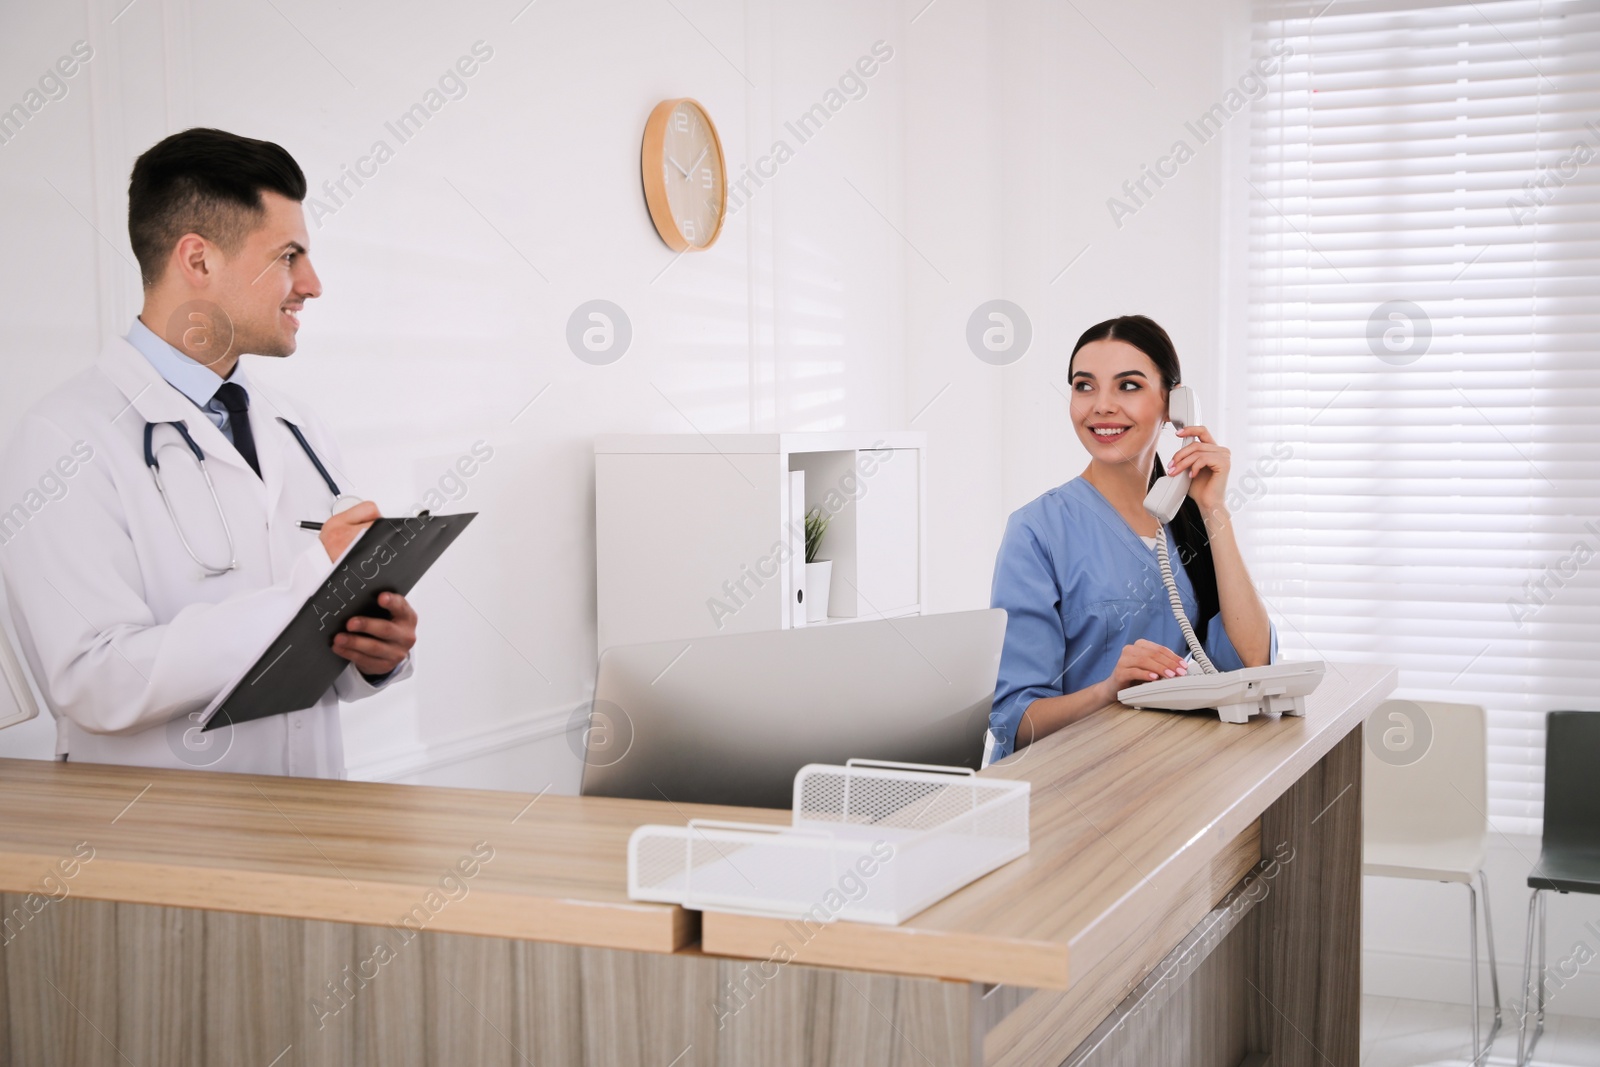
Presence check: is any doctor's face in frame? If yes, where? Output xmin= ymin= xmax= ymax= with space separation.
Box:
xmin=213 ymin=191 xmax=322 ymax=360
xmin=1068 ymin=339 xmax=1169 ymax=468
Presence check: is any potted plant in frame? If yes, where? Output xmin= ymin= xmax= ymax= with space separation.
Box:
xmin=804 ymin=506 xmax=831 ymax=623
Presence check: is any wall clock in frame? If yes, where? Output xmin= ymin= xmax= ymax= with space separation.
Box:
xmin=641 ymin=98 xmax=727 ymax=252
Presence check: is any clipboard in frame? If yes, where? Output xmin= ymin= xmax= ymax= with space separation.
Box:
xmin=200 ymin=512 xmax=476 ymax=731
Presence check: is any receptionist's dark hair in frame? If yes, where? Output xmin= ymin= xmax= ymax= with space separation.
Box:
xmin=1068 ymin=315 xmax=1220 ymax=643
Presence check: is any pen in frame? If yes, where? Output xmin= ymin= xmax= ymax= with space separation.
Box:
xmin=299 ymin=510 xmax=429 ymax=532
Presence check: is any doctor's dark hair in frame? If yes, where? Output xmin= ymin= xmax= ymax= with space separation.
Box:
xmin=127 ymin=128 xmax=307 ymax=287
xmin=1068 ymin=315 xmax=1220 ymax=643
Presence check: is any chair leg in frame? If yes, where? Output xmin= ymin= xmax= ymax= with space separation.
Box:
xmin=1523 ymin=895 xmax=1536 ymax=1067
xmin=1468 ymin=881 xmax=1482 ymax=1065
xmin=1478 ymin=870 xmax=1503 ymax=1047
xmin=1518 ymin=888 xmax=1545 ymax=1067
xmin=1537 ymin=891 xmax=1548 ymax=1022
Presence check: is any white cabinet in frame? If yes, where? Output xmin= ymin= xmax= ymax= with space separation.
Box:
xmin=595 ymin=433 xmax=926 ymax=652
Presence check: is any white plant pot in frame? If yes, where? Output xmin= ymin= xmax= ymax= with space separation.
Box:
xmin=805 ymin=560 xmax=832 ymax=623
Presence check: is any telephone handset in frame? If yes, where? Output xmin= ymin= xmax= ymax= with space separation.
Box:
xmin=1142 ymin=384 xmax=1199 ymax=524
xmin=1122 ymin=381 xmax=1326 ymax=722
xmin=1139 ymin=384 xmax=1220 ymax=675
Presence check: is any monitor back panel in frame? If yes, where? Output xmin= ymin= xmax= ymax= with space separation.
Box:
xmin=580 ymin=609 xmax=1006 ymax=809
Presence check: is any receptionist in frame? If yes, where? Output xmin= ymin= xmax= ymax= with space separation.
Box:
xmin=988 ymin=315 xmax=1276 ymax=759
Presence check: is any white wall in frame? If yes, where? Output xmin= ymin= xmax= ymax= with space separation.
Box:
xmin=0 ymin=0 xmax=1260 ymax=783
xmin=994 ymin=0 xmax=1253 ymax=509
xmin=0 ymin=0 xmax=1246 ymax=787
xmin=8 ymin=0 xmax=1263 ymax=791
xmin=0 ymin=0 xmax=1014 ymax=788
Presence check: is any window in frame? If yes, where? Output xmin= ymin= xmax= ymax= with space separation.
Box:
xmin=1245 ymin=0 xmax=1600 ymax=836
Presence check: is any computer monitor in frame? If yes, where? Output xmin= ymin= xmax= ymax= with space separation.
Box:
xmin=578 ymin=608 xmax=1006 ymax=809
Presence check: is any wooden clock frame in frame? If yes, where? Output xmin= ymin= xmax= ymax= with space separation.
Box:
xmin=641 ymin=97 xmax=728 ymax=252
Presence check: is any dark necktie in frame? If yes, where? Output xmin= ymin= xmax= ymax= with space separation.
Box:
xmin=214 ymin=382 xmax=261 ymax=479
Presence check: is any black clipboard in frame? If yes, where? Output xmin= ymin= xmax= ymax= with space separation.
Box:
xmin=200 ymin=512 xmax=476 ymax=731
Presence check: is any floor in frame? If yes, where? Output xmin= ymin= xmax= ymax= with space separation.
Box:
xmin=1363 ymin=995 xmax=1600 ymax=1066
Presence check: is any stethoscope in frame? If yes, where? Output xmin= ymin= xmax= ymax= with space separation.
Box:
xmin=143 ymin=416 xmax=362 ymax=577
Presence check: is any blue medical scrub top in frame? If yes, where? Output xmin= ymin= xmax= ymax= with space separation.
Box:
xmin=988 ymin=476 xmax=1277 ymax=758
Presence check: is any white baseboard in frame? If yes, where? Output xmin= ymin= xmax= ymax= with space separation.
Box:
xmin=1364 ymin=839 xmax=1600 ymax=1021
xmin=1365 ymin=945 xmax=1600 ymax=1019
xmin=345 ymin=704 xmax=576 ymax=783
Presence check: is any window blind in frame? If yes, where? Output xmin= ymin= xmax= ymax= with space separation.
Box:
xmin=1244 ymin=0 xmax=1600 ymax=837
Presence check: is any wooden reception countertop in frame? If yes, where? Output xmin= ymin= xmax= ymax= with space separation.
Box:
xmin=0 ymin=662 xmax=1394 ymax=992
xmin=703 ymin=661 xmax=1397 ymax=990
xmin=0 ymin=755 xmax=784 ymax=954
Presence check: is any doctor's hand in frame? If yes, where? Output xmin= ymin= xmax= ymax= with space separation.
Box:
xmin=319 ymin=500 xmax=380 ymax=562
xmin=1107 ymin=639 xmax=1188 ymax=690
xmin=333 ymin=592 xmax=418 ymax=677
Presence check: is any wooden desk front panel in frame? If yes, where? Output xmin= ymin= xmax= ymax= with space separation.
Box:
xmin=0 ymin=896 xmax=974 ymax=1067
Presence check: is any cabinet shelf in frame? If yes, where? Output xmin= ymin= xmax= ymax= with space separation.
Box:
xmin=595 ymin=432 xmax=926 ymax=652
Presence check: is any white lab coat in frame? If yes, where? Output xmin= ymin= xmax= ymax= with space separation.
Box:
xmin=0 ymin=336 xmax=410 ymax=777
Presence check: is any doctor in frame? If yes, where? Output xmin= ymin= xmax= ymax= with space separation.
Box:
xmin=0 ymin=128 xmax=417 ymax=777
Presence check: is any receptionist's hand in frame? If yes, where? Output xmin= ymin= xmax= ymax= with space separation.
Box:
xmin=1108 ymin=639 xmax=1188 ymax=690
xmin=1166 ymin=425 xmax=1230 ymax=516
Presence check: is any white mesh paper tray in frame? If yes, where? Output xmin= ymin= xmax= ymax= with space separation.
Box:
xmin=628 ymin=759 xmax=1030 ymax=925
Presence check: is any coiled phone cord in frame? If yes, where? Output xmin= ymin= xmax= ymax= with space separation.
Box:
xmin=1155 ymin=527 xmax=1219 ymax=675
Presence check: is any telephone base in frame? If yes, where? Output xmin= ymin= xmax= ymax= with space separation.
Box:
xmin=1118 ymin=662 xmax=1325 ymax=725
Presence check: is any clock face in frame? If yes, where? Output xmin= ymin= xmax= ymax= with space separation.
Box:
xmin=643 ymin=99 xmax=727 ymax=251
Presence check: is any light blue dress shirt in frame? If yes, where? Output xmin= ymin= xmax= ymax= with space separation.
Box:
xmin=125 ymin=318 xmax=248 ymax=445
xmin=988 ymin=477 xmax=1278 ymax=759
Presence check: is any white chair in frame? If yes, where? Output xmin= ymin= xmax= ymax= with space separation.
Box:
xmin=1363 ymin=700 xmax=1501 ymax=1063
